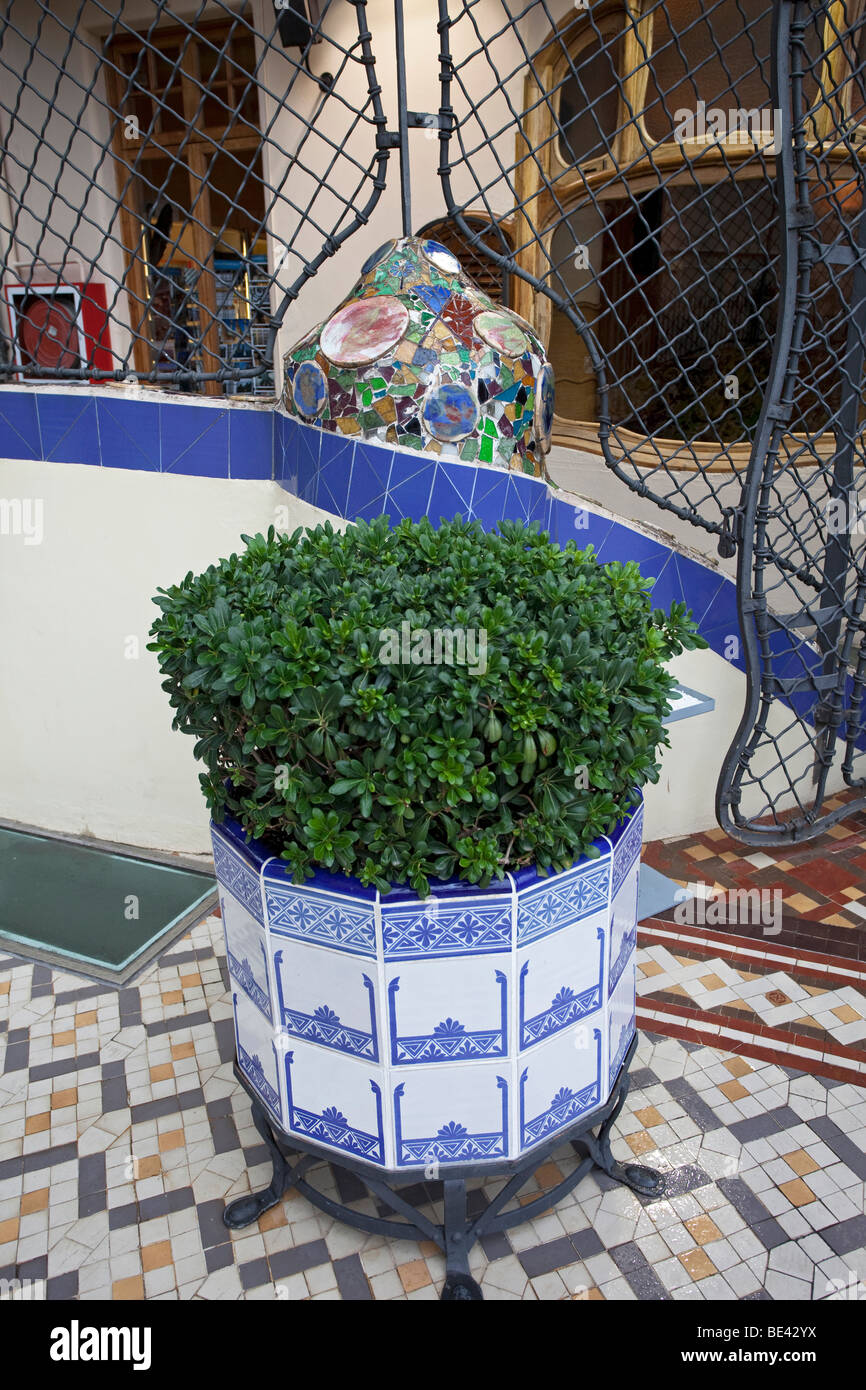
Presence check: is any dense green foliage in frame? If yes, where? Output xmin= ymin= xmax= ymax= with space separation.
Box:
xmin=149 ymin=515 xmax=705 ymax=896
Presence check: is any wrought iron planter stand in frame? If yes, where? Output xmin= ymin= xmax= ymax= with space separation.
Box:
xmin=224 ymin=1035 xmax=663 ymax=1301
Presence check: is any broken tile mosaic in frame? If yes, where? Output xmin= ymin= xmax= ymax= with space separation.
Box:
xmin=281 ymin=235 xmax=554 ymax=478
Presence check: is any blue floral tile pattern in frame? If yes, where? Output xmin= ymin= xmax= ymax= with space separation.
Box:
xmin=516 ymin=859 xmax=611 ymax=945
xmin=393 ymin=1073 xmax=509 ymax=1167
xmin=519 ymin=1029 xmax=603 ymax=1150
xmin=519 ymin=928 xmax=605 ymax=1050
xmin=211 ymin=828 xmax=264 ymax=926
xmin=266 ymin=882 xmax=377 ymax=958
xmin=381 ymin=895 xmax=512 ymax=961
xmin=387 ymin=968 xmax=508 ymax=1063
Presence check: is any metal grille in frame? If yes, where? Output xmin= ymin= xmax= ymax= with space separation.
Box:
xmin=0 ymin=0 xmax=387 ymax=392
xmin=435 ymin=0 xmax=799 ymax=539
xmin=3 ymin=0 xmax=866 ymax=844
xmin=717 ymin=0 xmax=866 ymax=842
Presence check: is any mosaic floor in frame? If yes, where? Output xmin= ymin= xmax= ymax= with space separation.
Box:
xmin=2 ymin=829 xmax=865 ymax=1301
xmin=641 ymin=792 xmax=866 ymax=1089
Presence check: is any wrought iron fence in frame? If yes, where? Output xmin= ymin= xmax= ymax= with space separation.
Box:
xmin=0 ymin=0 xmax=388 ymax=394
xmin=2 ymin=0 xmax=866 ymax=844
xmin=717 ymin=0 xmax=866 ymax=841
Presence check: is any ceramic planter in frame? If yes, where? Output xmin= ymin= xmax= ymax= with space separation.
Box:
xmin=211 ymin=797 xmax=642 ymax=1176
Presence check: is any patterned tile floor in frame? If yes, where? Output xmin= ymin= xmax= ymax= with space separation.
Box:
xmin=640 ymin=790 xmax=866 ymax=1088
xmin=1 ymin=872 xmax=866 ymax=1300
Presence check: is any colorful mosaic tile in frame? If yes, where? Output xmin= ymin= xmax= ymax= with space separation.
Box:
xmin=281 ymin=236 xmax=554 ymax=478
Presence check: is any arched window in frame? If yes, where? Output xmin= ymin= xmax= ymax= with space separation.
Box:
xmin=522 ymin=1 xmax=835 ymax=461
xmin=416 ymin=216 xmax=513 ymax=303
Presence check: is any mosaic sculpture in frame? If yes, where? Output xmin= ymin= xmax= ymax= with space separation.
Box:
xmin=281 ymin=235 xmax=555 ymax=477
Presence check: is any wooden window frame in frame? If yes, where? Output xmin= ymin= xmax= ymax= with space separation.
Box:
xmin=103 ymin=18 xmax=262 ymax=392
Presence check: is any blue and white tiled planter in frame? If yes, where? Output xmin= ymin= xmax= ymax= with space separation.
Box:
xmin=213 ymin=798 xmax=643 ymax=1175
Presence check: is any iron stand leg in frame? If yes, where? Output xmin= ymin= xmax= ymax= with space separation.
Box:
xmin=440 ymin=1179 xmax=483 ymax=1301
xmin=222 ymin=1041 xmax=664 ymax=1295
xmin=223 ymin=1098 xmax=292 ymax=1229
xmin=578 ymin=1068 xmax=665 ymax=1197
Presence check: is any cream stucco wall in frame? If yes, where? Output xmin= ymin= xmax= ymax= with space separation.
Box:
xmin=0 ymin=453 xmax=337 ymax=855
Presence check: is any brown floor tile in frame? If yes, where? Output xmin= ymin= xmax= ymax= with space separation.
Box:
xmin=136 ymin=1155 xmax=162 ymax=1180
xmin=171 ymin=1041 xmax=196 ymax=1060
xmin=719 ymin=1080 xmax=750 ymax=1101
xmin=832 ymin=1004 xmax=862 ymax=1023
xmin=535 ymin=1161 xmax=564 ymax=1190
xmin=25 ymin=1113 xmax=50 ymax=1135
xmin=626 ymin=1131 xmax=656 ymax=1156
xmin=679 ymin=1249 xmax=717 ymax=1280
xmin=633 ymin=1106 xmax=664 ymax=1128
xmin=685 ymin=1215 xmax=723 ymax=1245
xmin=640 ymin=961 xmax=665 ymax=978
xmin=257 ymin=1204 xmax=288 ymax=1231
xmin=723 ymin=1058 xmax=753 ymax=1077
xmin=21 ymin=1188 xmax=49 ymax=1215
xmin=142 ymin=1240 xmax=173 ymax=1272
xmin=158 ymin=1129 xmax=185 ymax=1153
xmin=112 ymin=1276 xmax=145 ymax=1300
xmin=782 ymin=1150 xmax=820 ymax=1177
xmin=779 ymin=1178 xmax=816 ymax=1207
xmin=50 ymin=1088 xmax=77 ymax=1110
xmin=783 ymin=893 xmax=820 ymax=913
xmin=149 ymin=1064 xmax=174 ymax=1083
xmin=398 ymin=1259 xmax=432 ymax=1293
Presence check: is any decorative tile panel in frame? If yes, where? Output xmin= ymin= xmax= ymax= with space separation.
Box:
xmin=266 ymin=882 xmax=376 ymax=958
xmin=518 ymin=924 xmax=605 ymax=1050
xmin=608 ymin=860 xmax=639 ymax=994
xmin=392 ymin=1064 xmax=509 ymax=1167
xmin=232 ymin=989 xmax=281 ymax=1122
xmin=211 ymin=826 xmax=264 ymax=926
xmin=272 ymin=940 xmax=379 ymax=1061
xmin=519 ymin=1027 xmax=603 ymax=1152
xmin=608 ymin=958 xmax=637 ymax=1093
xmin=385 ymin=956 xmax=508 ymax=1063
xmin=381 ymin=893 xmax=512 ymax=960
xmin=516 ymin=859 xmax=610 ymax=945
xmin=610 ymin=800 xmax=643 ymax=900
xmin=220 ymin=890 xmax=271 ymax=1023
xmin=282 ymin=1042 xmax=385 ymax=1165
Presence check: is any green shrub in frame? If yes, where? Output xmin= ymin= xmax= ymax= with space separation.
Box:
xmin=149 ymin=515 xmax=705 ymax=895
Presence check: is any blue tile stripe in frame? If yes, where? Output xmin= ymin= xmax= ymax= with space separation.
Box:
xmin=0 ymin=389 xmax=271 ymax=481
xmin=0 ymin=389 xmax=740 ymax=661
xmin=275 ymin=413 xmax=742 ymax=664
